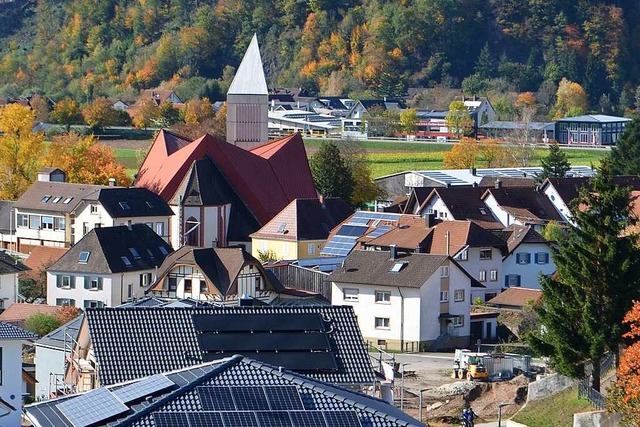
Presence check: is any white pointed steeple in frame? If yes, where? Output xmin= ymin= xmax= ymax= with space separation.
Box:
xmin=228 ymin=34 xmax=268 ymax=96
xmin=226 ymin=34 xmax=269 ymax=149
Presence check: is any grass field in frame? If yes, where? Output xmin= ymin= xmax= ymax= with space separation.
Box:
xmin=114 ymin=138 xmax=609 ymax=179
xmin=510 ymin=387 xmax=594 ymax=427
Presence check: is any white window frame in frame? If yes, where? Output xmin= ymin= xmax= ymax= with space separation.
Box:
xmin=156 ymin=222 xmax=165 ymax=237
xmin=440 ymin=266 xmax=450 ymax=277
xmin=454 ymin=289 xmax=465 ymax=302
xmin=440 ymin=290 xmax=449 ymax=302
xmin=307 ymin=243 xmax=316 ymax=255
xmin=536 ymin=252 xmax=549 ymax=264
xmin=41 ymin=216 xmax=54 ymax=230
xmin=89 ymin=277 xmax=99 ymax=290
xmin=479 ymin=270 xmax=487 ymax=282
xmin=456 ymin=249 xmax=468 ymax=261
xmin=479 ymin=249 xmax=492 ymax=260
xmin=374 ymin=317 xmax=390 ymax=329
xmin=61 ymin=275 xmax=71 ymax=288
xmin=453 ymin=315 xmax=464 ymax=327
xmin=343 ymin=288 xmax=359 ymax=301
xmin=375 ymin=290 xmax=391 ymax=303
xmin=490 ymin=269 xmax=498 ymax=281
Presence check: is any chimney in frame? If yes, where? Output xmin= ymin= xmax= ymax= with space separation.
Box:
xmin=446 ymin=181 xmax=452 ymax=188
xmin=470 ymin=167 xmax=477 ymax=176
xmin=495 ymin=179 xmax=502 ymax=189
xmin=108 ymin=178 xmax=116 ymax=187
xmin=472 ymin=182 xmax=478 ymax=188
xmin=389 ymin=244 xmax=397 ymax=261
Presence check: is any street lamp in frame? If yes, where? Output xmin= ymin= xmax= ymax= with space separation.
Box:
xmin=497 ymin=402 xmax=514 ymax=427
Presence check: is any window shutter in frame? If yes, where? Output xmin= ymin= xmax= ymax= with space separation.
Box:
xmin=517 ymin=275 xmax=521 ymax=286
xmin=534 ymin=253 xmax=540 ymax=263
xmin=56 ymin=275 xmax=62 ymax=288
xmin=544 ymin=253 xmax=550 ymax=264
xmin=139 ymin=274 xmax=143 ymax=287
xmin=98 ymin=277 xmax=103 ymax=290
xmin=505 ymin=275 xmax=509 ymax=286
xmin=84 ymin=276 xmax=90 ymax=289
xmin=70 ymin=276 xmax=76 ymax=289
xmin=525 ymin=253 xmax=531 ymax=264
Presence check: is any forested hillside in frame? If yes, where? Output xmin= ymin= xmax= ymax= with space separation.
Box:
xmin=1 ymin=0 xmax=639 ymax=115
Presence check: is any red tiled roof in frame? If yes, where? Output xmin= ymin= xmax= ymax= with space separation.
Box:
xmin=0 ymin=303 xmax=60 ymax=326
xmin=21 ymin=246 xmax=68 ymax=282
xmin=135 ymin=131 xmax=317 ymax=224
xmin=487 ymin=288 xmax=542 ymax=308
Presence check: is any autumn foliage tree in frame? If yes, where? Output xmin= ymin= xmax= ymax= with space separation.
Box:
xmin=50 ymin=98 xmax=82 ymax=131
xmin=82 ymin=97 xmax=119 ymax=131
xmin=443 ymin=137 xmax=478 ymax=169
xmin=446 ymin=100 xmax=474 ymax=139
xmin=184 ymin=98 xmax=214 ymax=125
xmin=44 ymin=133 xmax=131 ymax=186
xmin=0 ymin=104 xmax=46 ymax=199
xmin=553 ymin=78 xmax=588 ymax=119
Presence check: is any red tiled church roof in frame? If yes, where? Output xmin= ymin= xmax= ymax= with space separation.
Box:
xmin=135 ymin=130 xmax=317 ymax=224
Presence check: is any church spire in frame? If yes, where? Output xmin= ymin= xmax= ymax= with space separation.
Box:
xmin=228 ymin=34 xmax=268 ymax=96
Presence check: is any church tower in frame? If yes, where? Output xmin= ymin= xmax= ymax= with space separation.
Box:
xmin=226 ymin=34 xmax=269 ymax=149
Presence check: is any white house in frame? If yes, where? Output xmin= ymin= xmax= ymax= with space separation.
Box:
xmin=73 ymin=187 xmax=173 ymax=244
xmin=46 ymin=224 xmax=173 ymax=308
xmin=499 ymin=225 xmax=556 ymax=289
xmin=33 ymin=315 xmax=83 ymax=400
xmin=328 ymin=249 xmax=475 ymax=351
xmin=0 ymin=321 xmax=37 ymax=425
xmin=0 ymin=251 xmax=29 ymax=310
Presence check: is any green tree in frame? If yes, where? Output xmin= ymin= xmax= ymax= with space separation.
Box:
xmin=527 ymin=160 xmax=640 ymax=392
xmin=399 ymin=108 xmax=418 ymax=136
xmin=540 ymin=143 xmax=571 ymax=180
xmin=362 ymin=106 xmax=399 ymax=137
xmin=25 ymin=312 xmax=62 ymax=337
xmin=610 ymin=117 xmax=640 ymax=175
xmin=50 ymin=98 xmax=82 ymax=131
xmin=309 ymin=141 xmax=354 ymax=202
xmin=445 ymin=100 xmax=474 ymax=139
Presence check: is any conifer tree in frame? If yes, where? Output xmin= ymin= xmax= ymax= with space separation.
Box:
xmin=610 ymin=116 xmax=640 ymax=175
xmin=528 ymin=160 xmax=640 ymax=392
xmin=540 ymin=143 xmax=571 ymax=180
xmin=309 ymin=141 xmax=354 ymax=203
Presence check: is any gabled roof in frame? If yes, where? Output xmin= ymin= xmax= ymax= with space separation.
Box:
xmin=0 ymin=251 xmax=29 ymax=275
xmin=421 ymin=187 xmax=503 ymax=227
xmin=487 ymin=287 xmax=542 ymax=308
xmin=14 ymin=181 xmax=108 ymax=213
xmin=48 ymin=224 xmax=173 ymax=274
xmin=84 ymin=305 xmax=375 ymax=386
xmin=228 ymin=34 xmax=268 ymax=96
xmin=139 ymin=89 xmax=183 ymax=105
xmin=0 ymin=200 xmax=14 ymax=233
xmin=498 ymin=224 xmax=549 ymax=254
xmin=482 ymin=187 xmax=563 ymax=224
xmin=0 ymin=303 xmax=59 ymax=327
xmin=328 ymin=250 xmax=450 ymax=288
xmin=22 ymin=246 xmax=68 ymax=282
xmin=0 ymin=320 xmax=37 ymax=340
xmin=150 ymin=246 xmax=272 ymax=296
xmin=26 ymin=355 xmax=424 ymax=427
xmin=135 ymin=131 xmax=317 ymax=225
xmin=250 ymin=198 xmax=353 ymax=241
xmin=95 ymin=187 xmax=173 ymax=218
xmin=542 ymin=176 xmax=640 ymax=207
xmin=477 ymin=176 xmax=536 ymax=188
xmin=35 ymin=314 xmax=83 ymax=350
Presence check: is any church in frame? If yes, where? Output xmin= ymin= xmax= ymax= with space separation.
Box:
xmin=134 ymin=35 xmax=318 ymax=250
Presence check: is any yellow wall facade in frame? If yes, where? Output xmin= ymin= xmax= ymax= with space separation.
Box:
xmin=251 ymin=238 xmax=326 ymax=260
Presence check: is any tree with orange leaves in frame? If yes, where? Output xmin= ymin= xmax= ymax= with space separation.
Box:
xmin=608 ymin=300 xmax=640 ymax=426
xmin=443 ymin=137 xmax=478 ymax=169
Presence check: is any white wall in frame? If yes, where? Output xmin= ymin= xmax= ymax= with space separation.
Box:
xmin=419 ymin=195 xmax=453 ymax=218
xmin=34 ymin=345 xmax=64 ymax=400
xmin=483 ymin=194 xmax=513 ymax=227
xmin=0 ymin=273 xmax=17 ymax=310
xmin=455 ymin=247 xmax=503 ymax=301
xmin=502 ymin=242 xmax=556 ymax=289
xmin=0 ymin=340 xmax=25 ymax=426
xmin=543 ymin=185 xmax=573 ymax=224
xmin=14 ymin=208 xmax=67 ymax=246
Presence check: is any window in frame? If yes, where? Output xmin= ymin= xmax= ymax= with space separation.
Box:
xmin=490 ymin=269 xmax=498 ymax=281
xmin=127 ymin=284 xmax=133 ymax=299
xmin=129 ymin=248 xmax=141 ymax=259
xmin=440 ymin=290 xmax=449 ymax=302
xmin=55 ymin=298 xmax=75 ymax=307
xmin=89 ymin=277 xmax=99 ymax=289
xmin=41 ymin=195 xmax=51 ymax=203
xmin=453 ymin=316 xmax=464 ymax=327
xmin=158 ymin=246 xmax=169 ymax=256
xmin=375 ymin=317 xmax=390 ymax=329
xmin=62 ymin=276 xmax=71 ymax=288
xmin=479 ymin=270 xmax=487 ymax=282
xmin=535 ymin=252 xmax=550 ymax=264
xmin=375 ymin=290 xmax=391 ymax=303
xmin=63 ymin=197 xmax=73 ymax=204
xmin=454 ymin=290 xmax=465 ymax=302
xmin=54 ymin=217 xmax=65 ymax=230
xmin=307 ymin=243 xmax=316 ymax=255
xmin=140 ymin=273 xmax=152 ymax=286
xmin=343 ymin=288 xmax=359 ymax=301
xmin=52 ymin=197 xmax=61 ymax=204
xmin=156 ymin=222 xmax=164 ymax=237
xmin=168 ymin=277 xmax=178 ymax=292
xmin=456 ymin=249 xmax=468 ymax=261
xmin=479 ymin=249 xmax=492 ymax=260
xmin=82 ymin=222 xmax=89 ymax=235
xmin=516 ymin=253 xmax=531 ymax=264
xmin=440 ymin=266 xmax=449 ymax=277
xmin=119 ymin=201 xmax=130 ymax=210
xmin=184 ymin=279 xmax=192 ymax=293
xmin=200 ymin=280 xmax=207 ymax=293
xmin=506 ymin=274 xmax=521 ymax=287
xmin=17 ymin=214 xmax=28 ymax=227
xmin=390 ymin=262 xmax=406 ymax=273
xmin=84 ymin=300 xmax=104 ymax=309
xmin=90 ymin=204 xmax=99 ymax=214
xmin=29 ymin=215 xmax=41 ymax=230
xmin=78 ymin=251 xmax=90 ymax=264
xmin=121 ymin=256 xmax=132 ymax=267
xmin=41 ymin=216 xmax=54 ymax=230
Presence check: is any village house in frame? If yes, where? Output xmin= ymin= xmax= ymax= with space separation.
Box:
xmin=0 ymin=251 xmax=29 ymax=310
xmin=328 ymin=248 xmax=477 ymax=351
xmin=46 ymin=224 xmax=173 ymax=308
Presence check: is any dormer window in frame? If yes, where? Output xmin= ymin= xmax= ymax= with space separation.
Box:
xmin=41 ymin=195 xmax=52 ymax=203
xmin=119 ymin=202 xmax=130 ymax=210
xmin=78 ymin=251 xmax=90 ymax=264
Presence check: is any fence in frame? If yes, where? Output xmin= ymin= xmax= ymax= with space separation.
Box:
xmin=577 ymin=352 xmax=616 ymax=410
xmin=266 ymin=264 xmax=331 ymax=301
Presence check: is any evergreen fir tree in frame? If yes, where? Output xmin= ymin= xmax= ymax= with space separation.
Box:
xmin=309 ymin=141 xmax=354 ymax=203
xmin=474 ymin=43 xmax=493 ymax=80
xmin=610 ymin=116 xmax=640 ymax=175
xmin=540 ymin=143 xmax=571 ymax=180
xmin=528 ymin=160 xmax=640 ymax=392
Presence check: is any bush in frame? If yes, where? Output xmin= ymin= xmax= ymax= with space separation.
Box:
xmin=24 ymin=312 xmax=62 ymax=336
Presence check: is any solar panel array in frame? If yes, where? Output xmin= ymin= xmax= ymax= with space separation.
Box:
xmin=154 ymin=410 xmax=363 ymax=427
xmin=365 ymin=225 xmax=391 ymax=239
xmin=322 ymin=211 xmax=400 ymax=256
xmin=321 ymin=236 xmax=357 ymax=257
xmin=57 ymin=387 xmax=129 ymax=427
xmin=419 ymin=171 xmax=468 ymax=185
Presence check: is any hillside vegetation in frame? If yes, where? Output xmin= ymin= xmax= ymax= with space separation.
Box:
xmin=1 ymin=0 xmax=638 ymax=115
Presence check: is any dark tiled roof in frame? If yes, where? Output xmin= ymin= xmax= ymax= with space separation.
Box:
xmin=14 ymin=181 xmax=107 ymax=213
xmin=328 ymin=250 xmax=449 ymax=288
xmin=96 ymin=188 xmax=173 ymax=218
xmin=0 ymin=320 xmax=37 ymax=340
xmin=0 ymin=200 xmax=14 ymax=233
xmin=482 ymin=187 xmax=563 ymax=224
xmin=48 ymin=225 xmax=173 ymax=274
xmin=26 ymin=356 xmax=425 ymax=427
xmin=423 ymin=187 xmax=502 ymax=226
xmin=544 ymin=176 xmax=640 ymax=207
xmin=35 ymin=314 xmax=83 ymax=350
xmin=497 ymin=225 xmax=549 ymax=254
xmin=251 ymin=198 xmax=353 ymax=241
xmin=86 ymin=306 xmax=375 ymax=386
xmin=0 ymin=251 xmax=29 ymax=274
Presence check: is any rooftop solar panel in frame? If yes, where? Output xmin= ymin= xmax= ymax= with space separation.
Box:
xmin=198 ymin=332 xmax=332 ymax=352
xmin=231 ymin=387 xmax=270 ymax=411
xmin=255 ymin=411 xmax=293 ymax=427
xmin=198 ymin=387 xmax=235 ymax=411
xmin=337 ymin=224 xmax=368 ymax=237
xmin=323 ymin=410 xmax=363 ymax=426
xmin=290 ymin=411 xmax=328 ymax=427
xmin=188 ymin=412 xmax=225 ymax=427
xmin=264 ymin=386 xmax=304 ymax=410
xmin=57 ymin=388 xmax=128 ymax=427
xmin=112 ymin=374 xmax=174 ymax=404
xmin=365 ymin=225 xmax=391 ymax=239
xmin=221 ymin=411 xmax=259 ymax=427
xmin=153 ymin=412 xmax=189 ymax=427
xmin=193 ymin=313 xmax=325 ymax=333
